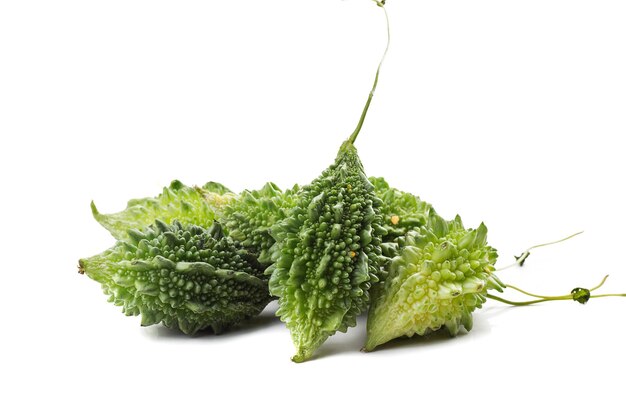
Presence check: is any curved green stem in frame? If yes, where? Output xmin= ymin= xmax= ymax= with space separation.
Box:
xmin=504 ymin=283 xmax=572 ymax=300
xmin=487 ymin=274 xmax=626 ymax=306
xmin=502 ymin=274 xmax=608 ymax=300
xmin=588 ymin=293 xmax=626 ymax=299
xmin=485 ymin=294 xmax=570 ymax=306
xmin=347 ymin=1 xmax=390 ymax=146
xmin=589 ymin=274 xmax=609 ymax=292
xmin=496 ymin=231 xmax=584 ymax=271
xmin=487 ymin=292 xmax=626 ymax=306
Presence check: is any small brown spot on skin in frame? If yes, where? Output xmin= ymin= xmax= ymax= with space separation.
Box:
xmin=391 ymin=215 xmax=400 ymax=225
xmin=78 ymin=264 xmax=85 ymax=274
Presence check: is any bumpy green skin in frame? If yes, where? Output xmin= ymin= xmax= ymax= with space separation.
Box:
xmin=370 ymin=177 xmax=432 ymax=243
xmin=269 ymin=140 xmax=385 ymax=362
xmin=201 ymin=181 xmax=233 ymax=196
xmin=365 ymin=212 xmax=503 ymax=351
xmin=223 ymin=183 xmax=300 ymax=265
xmin=197 ymin=181 xmax=237 ymax=217
xmin=91 ymin=180 xmax=234 ymax=241
xmin=79 ymin=220 xmax=271 ymax=335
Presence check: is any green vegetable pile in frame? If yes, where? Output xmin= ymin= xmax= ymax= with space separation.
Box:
xmin=78 ymin=1 xmax=623 ymax=362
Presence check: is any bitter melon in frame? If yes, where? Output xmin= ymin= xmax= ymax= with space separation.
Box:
xmin=269 ymin=140 xmax=385 ymax=362
xmin=223 ymin=182 xmax=300 ymax=265
xmin=79 ymin=220 xmax=270 ymax=335
xmin=365 ymin=211 xmax=503 ymax=351
xmin=370 ymin=177 xmax=432 ymax=242
xmin=91 ymin=180 xmax=234 ymax=241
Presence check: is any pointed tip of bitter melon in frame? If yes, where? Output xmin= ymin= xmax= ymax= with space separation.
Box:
xmin=291 ymin=349 xmax=312 ymax=363
xmin=77 ymin=258 xmax=86 ymax=275
xmin=90 ymin=200 xmax=111 ymax=232
xmin=90 ymin=200 xmax=100 ymax=217
xmin=363 ymin=322 xmax=394 ymax=352
xmin=363 ymin=335 xmax=377 ymax=352
xmin=362 ymin=342 xmax=377 ymax=353
xmin=288 ymin=328 xmax=333 ymax=363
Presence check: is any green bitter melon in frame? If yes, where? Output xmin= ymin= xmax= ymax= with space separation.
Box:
xmin=365 ymin=211 xmax=503 ymax=351
xmin=91 ymin=180 xmax=235 ymax=241
xmin=79 ymin=220 xmax=270 ymax=334
xmin=269 ymin=140 xmax=386 ymax=362
xmin=223 ymin=182 xmax=300 ymax=265
xmin=370 ymin=176 xmax=432 ymax=243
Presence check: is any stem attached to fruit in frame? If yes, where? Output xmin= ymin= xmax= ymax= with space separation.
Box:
xmin=487 ymin=274 xmax=626 ymax=306
xmin=347 ymin=1 xmax=390 ymax=146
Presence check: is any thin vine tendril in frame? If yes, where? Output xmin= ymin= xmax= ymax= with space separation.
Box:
xmin=487 ymin=274 xmax=626 ymax=306
xmin=495 ymin=231 xmax=584 ymax=271
xmin=347 ymin=0 xmax=390 ymax=145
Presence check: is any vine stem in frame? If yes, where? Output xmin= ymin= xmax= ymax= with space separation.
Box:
xmin=487 ymin=274 xmax=626 ymax=306
xmin=504 ymin=275 xmax=609 ymax=299
xmin=347 ymin=1 xmax=390 ymax=146
xmin=485 ymin=294 xmax=567 ymax=306
xmin=487 ymin=292 xmax=626 ymax=307
xmin=495 ymin=230 xmax=584 ymax=272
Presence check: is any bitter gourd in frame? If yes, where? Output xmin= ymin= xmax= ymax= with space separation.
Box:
xmin=198 ymin=181 xmax=238 ymax=217
xmin=370 ymin=177 xmax=432 ymax=243
xmin=365 ymin=211 xmax=503 ymax=351
xmin=79 ymin=220 xmax=270 ymax=334
xmin=91 ymin=180 xmax=234 ymax=241
xmin=223 ymin=182 xmax=300 ymax=265
xmin=269 ymin=140 xmax=385 ymax=362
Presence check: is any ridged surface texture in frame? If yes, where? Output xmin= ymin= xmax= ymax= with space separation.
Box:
xmin=269 ymin=140 xmax=385 ymax=362
xmin=365 ymin=212 xmax=503 ymax=351
xmin=370 ymin=177 xmax=432 ymax=243
xmin=91 ymin=180 xmax=234 ymax=241
xmin=79 ymin=220 xmax=270 ymax=335
xmin=223 ymin=182 xmax=300 ymax=265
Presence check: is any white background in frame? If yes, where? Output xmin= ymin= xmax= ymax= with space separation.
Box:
xmin=1 ymin=0 xmax=625 ymax=414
